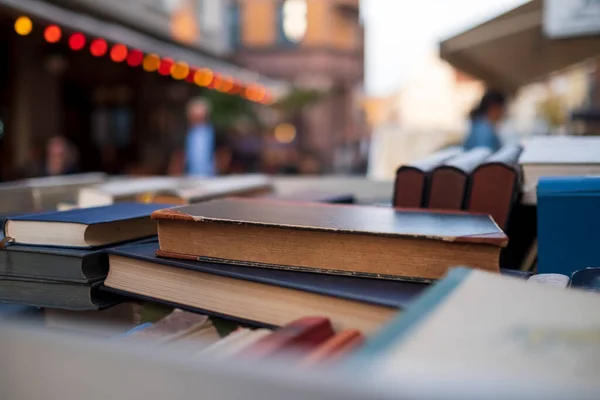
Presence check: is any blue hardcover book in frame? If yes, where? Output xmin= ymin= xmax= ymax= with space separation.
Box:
xmin=537 ymin=176 xmax=600 ymax=276
xmin=0 ymin=237 xmax=157 ymax=283
xmin=103 ymin=242 xmax=429 ymax=334
xmin=350 ymin=267 xmax=600 ymax=390
xmin=3 ymin=203 xmax=168 ymax=248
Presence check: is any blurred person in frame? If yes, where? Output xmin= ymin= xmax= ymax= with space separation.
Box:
xmin=45 ymin=136 xmax=79 ymax=176
xmin=464 ymin=90 xmax=506 ymax=151
xmin=184 ymin=98 xmax=215 ymax=176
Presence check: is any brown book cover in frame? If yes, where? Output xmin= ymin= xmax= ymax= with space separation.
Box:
xmin=152 ymin=198 xmax=506 ymax=281
xmin=467 ymin=145 xmax=522 ymax=229
xmin=394 ymin=147 xmax=462 ymax=208
xmin=428 ymin=148 xmax=492 ymax=210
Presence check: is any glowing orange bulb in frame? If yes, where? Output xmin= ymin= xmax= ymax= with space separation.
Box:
xmin=171 ymin=61 xmax=190 ymax=80
xmin=14 ymin=16 xmax=33 ymax=36
xmin=110 ymin=44 xmax=128 ymax=62
xmin=194 ymin=68 xmax=214 ymax=87
xmin=218 ymin=76 xmax=234 ymax=93
xmin=44 ymin=25 xmax=61 ymax=43
xmin=142 ymin=53 xmax=160 ymax=72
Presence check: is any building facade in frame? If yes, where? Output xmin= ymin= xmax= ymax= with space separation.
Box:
xmin=229 ymin=0 xmax=366 ymax=172
xmin=0 ymin=0 xmax=284 ymax=180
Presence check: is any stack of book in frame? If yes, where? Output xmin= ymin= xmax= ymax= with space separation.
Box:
xmin=103 ymin=197 xmax=508 ymax=334
xmin=394 ymin=145 xmax=522 ymax=229
xmin=0 ymin=203 xmax=166 ymax=314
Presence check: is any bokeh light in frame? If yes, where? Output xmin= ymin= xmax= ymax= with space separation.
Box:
xmin=110 ymin=44 xmax=128 ymax=62
xmin=142 ymin=53 xmax=161 ymax=72
xmin=90 ymin=39 xmax=108 ymax=57
xmin=274 ymin=123 xmax=297 ymax=144
xmin=171 ymin=61 xmax=190 ymax=80
xmin=218 ymin=76 xmax=234 ymax=93
xmin=127 ymin=49 xmax=144 ymax=67
xmin=158 ymin=58 xmax=174 ymax=76
xmin=194 ymin=68 xmax=214 ymax=87
xmin=14 ymin=16 xmax=33 ymax=36
xmin=44 ymin=25 xmax=62 ymax=43
xmin=186 ymin=67 xmax=197 ymax=83
xmin=68 ymin=33 xmax=86 ymax=51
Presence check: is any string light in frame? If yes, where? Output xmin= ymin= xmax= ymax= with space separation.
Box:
xmin=14 ymin=16 xmax=33 ymax=36
xmin=158 ymin=58 xmax=174 ymax=76
xmin=186 ymin=67 xmax=197 ymax=83
xmin=44 ymin=25 xmax=61 ymax=43
xmin=13 ymin=14 xmax=278 ymax=102
xmin=90 ymin=38 xmax=108 ymax=57
xmin=218 ymin=76 xmax=234 ymax=93
xmin=142 ymin=53 xmax=160 ymax=72
xmin=68 ymin=33 xmax=86 ymax=51
xmin=127 ymin=49 xmax=144 ymax=67
xmin=110 ymin=44 xmax=128 ymax=62
xmin=194 ymin=68 xmax=214 ymax=87
xmin=171 ymin=61 xmax=189 ymax=80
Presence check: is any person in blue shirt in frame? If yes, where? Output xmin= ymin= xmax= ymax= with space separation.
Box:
xmin=184 ymin=98 xmax=216 ymax=176
xmin=464 ymin=90 xmax=506 ymax=152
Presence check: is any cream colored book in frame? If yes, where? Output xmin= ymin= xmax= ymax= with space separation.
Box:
xmin=200 ymin=328 xmax=272 ymax=359
xmin=356 ymin=268 xmax=600 ymax=390
xmin=519 ymin=136 xmax=600 ymax=204
xmin=149 ymin=174 xmax=273 ymax=204
xmin=77 ymin=177 xmax=186 ymax=207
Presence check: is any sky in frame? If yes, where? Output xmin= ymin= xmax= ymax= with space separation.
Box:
xmin=362 ymin=0 xmax=529 ymax=97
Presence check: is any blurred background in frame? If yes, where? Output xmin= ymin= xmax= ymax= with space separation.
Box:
xmin=0 ymin=0 xmax=598 ymax=182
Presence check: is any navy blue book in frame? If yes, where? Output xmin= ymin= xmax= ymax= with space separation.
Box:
xmin=0 ymin=277 xmax=120 ymax=310
xmin=537 ymin=177 xmax=600 ymax=276
xmin=103 ymin=242 xmax=428 ymax=334
xmin=0 ymin=237 xmax=158 ymax=283
xmin=3 ymin=203 xmax=167 ymax=248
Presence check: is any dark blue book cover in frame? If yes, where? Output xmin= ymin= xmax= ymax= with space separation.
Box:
xmin=6 ymin=202 xmax=168 ymax=225
xmin=108 ymin=242 xmax=428 ymax=310
xmin=4 ymin=203 xmax=168 ymax=248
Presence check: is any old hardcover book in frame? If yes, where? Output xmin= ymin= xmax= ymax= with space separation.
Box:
xmin=0 ymin=244 xmax=108 ymax=283
xmin=427 ymin=148 xmax=492 ymax=210
xmin=77 ymin=177 xmax=187 ymax=207
xmin=148 ymin=174 xmax=273 ymax=205
xmin=265 ymin=190 xmax=355 ymax=204
xmin=467 ymin=144 xmax=522 ymax=229
xmin=152 ymin=198 xmax=506 ymax=281
xmin=394 ymin=147 xmax=463 ymax=208
xmin=0 ymin=277 xmax=118 ymax=310
xmin=104 ymin=242 xmax=427 ymax=334
xmin=4 ymin=203 xmax=164 ymax=248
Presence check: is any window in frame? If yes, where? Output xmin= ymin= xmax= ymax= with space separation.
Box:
xmin=199 ymin=0 xmax=222 ymax=33
xmin=229 ymin=1 xmax=241 ymax=49
xmin=277 ymin=0 xmax=307 ymax=46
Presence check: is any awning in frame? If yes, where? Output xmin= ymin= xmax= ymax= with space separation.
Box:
xmin=0 ymin=0 xmax=290 ymax=97
xmin=440 ymin=0 xmax=600 ymax=93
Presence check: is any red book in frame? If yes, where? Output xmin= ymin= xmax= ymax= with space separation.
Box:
xmin=428 ymin=148 xmax=491 ymax=210
xmin=467 ymin=145 xmax=522 ymax=229
xmin=299 ymin=329 xmax=364 ymax=366
xmin=394 ymin=148 xmax=462 ymax=208
xmin=238 ymin=316 xmax=334 ymax=359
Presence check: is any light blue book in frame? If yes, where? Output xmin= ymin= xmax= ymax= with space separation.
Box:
xmin=111 ymin=322 xmax=152 ymax=340
xmin=352 ymin=267 xmax=600 ymax=390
